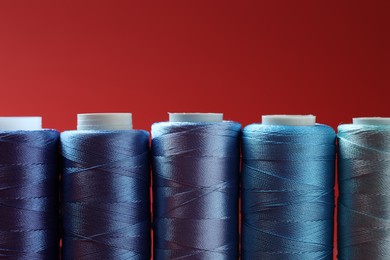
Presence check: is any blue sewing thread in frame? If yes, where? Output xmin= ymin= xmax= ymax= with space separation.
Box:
xmin=338 ymin=124 xmax=390 ymax=259
xmin=0 ymin=130 xmax=60 ymax=259
xmin=241 ymin=124 xmax=336 ymax=259
xmin=152 ymin=121 xmax=241 ymax=259
xmin=60 ymin=130 xmax=151 ymax=259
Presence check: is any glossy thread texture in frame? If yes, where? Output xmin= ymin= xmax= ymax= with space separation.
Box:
xmin=61 ymin=130 xmax=150 ymax=260
xmin=0 ymin=130 xmax=60 ymax=259
xmin=241 ymin=124 xmax=336 ymax=260
xmin=152 ymin=122 xmax=241 ymax=260
xmin=338 ymin=124 xmax=390 ymax=259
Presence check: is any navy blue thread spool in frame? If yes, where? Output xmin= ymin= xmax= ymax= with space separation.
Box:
xmin=0 ymin=117 xmax=60 ymax=259
xmin=152 ymin=113 xmax=241 ymax=259
xmin=338 ymin=117 xmax=390 ymax=259
xmin=241 ymin=115 xmax=336 ymax=259
xmin=60 ymin=113 xmax=151 ymax=259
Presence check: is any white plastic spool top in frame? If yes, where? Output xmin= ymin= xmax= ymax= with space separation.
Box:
xmin=262 ymin=115 xmax=316 ymax=126
xmin=353 ymin=117 xmax=390 ymax=126
xmin=77 ymin=113 xmax=133 ymax=130
xmin=0 ymin=117 xmax=42 ymax=130
xmin=169 ymin=113 xmax=223 ymax=122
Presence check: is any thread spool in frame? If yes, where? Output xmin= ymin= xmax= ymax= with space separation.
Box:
xmin=0 ymin=117 xmax=60 ymax=259
xmin=241 ymin=115 xmax=336 ymax=259
xmin=338 ymin=117 xmax=390 ymax=259
xmin=152 ymin=113 xmax=241 ymax=259
xmin=61 ymin=113 xmax=150 ymax=259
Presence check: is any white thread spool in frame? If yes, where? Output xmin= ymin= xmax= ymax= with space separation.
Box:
xmin=0 ymin=117 xmax=42 ymax=130
xmin=262 ymin=115 xmax=316 ymax=126
xmin=77 ymin=113 xmax=133 ymax=130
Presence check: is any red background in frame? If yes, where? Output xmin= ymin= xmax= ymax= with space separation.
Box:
xmin=1 ymin=1 xmax=389 ymax=259
xmin=0 ymin=1 xmax=389 ymax=131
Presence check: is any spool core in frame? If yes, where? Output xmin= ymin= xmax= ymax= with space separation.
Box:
xmin=262 ymin=115 xmax=316 ymax=126
xmin=353 ymin=117 xmax=390 ymax=126
xmin=77 ymin=113 xmax=133 ymax=130
xmin=0 ymin=117 xmax=42 ymax=130
xmin=169 ymin=113 xmax=223 ymax=122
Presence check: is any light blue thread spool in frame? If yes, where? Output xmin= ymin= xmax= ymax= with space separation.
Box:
xmin=242 ymin=115 xmax=336 ymax=260
xmin=338 ymin=117 xmax=390 ymax=259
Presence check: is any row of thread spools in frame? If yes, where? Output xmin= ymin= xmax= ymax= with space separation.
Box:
xmin=0 ymin=113 xmax=387 ymax=260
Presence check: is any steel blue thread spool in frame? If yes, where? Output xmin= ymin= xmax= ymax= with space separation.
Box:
xmin=241 ymin=115 xmax=336 ymax=260
xmin=338 ymin=117 xmax=390 ymax=259
xmin=152 ymin=113 xmax=241 ymax=259
xmin=0 ymin=117 xmax=60 ymax=259
xmin=60 ymin=113 xmax=151 ymax=259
